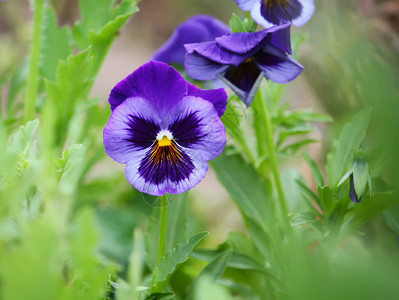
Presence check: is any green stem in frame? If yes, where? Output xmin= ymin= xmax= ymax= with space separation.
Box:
xmin=23 ymin=0 xmax=46 ymax=123
xmin=157 ymin=195 xmax=168 ymax=263
xmin=257 ymin=90 xmax=289 ymax=222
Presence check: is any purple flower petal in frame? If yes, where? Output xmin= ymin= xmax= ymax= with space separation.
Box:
xmin=270 ymin=25 xmax=292 ymax=54
xmin=108 ymin=61 xmax=187 ymax=112
xmin=184 ymin=51 xmax=230 ymax=81
xmin=291 ymin=0 xmax=315 ymax=27
xmin=185 ymin=41 xmax=249 ymax=67
xmin=103 ymin=97 xmax=161 ymax=164
xmin=123 ymin=96 xmax=225 ymax=196
xmin=215 ymin=24 xmax=289 ymax=55
xmin=152 ymin=14 xmax=229 ymax=65
xmin=234 ymin=0 xmax=258 ymax=11
xmin=249 ymin=0 xmax=314 ymax=28
xmin=254 ymin=44 xmax=303 ymax=84
xmin=187 ymin=82 xmax=227 ymax=116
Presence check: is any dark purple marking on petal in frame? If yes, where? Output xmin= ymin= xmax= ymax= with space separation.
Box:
xmin=124 ymin=114 xmax=160 ymax=150
xmin=138 ymin=140 xmax=195 ymax=185
xmin=270 ymin=25 xmax=292 ymax=54
xmin=186 ymin=82 xmax=227 ymax=116
xmin=168 ymin=111 xmax=206 ymax=148
xmin=224 ymin=58 xmax=261 ymax=94
xmin=261 ymin=0 xmax=303 ymax=25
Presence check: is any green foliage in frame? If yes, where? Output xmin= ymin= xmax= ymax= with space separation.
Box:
xmin=151 ymin=232 xmax=209 ymax=293
xmin=229 ymin=13 xmax=257 ymax=33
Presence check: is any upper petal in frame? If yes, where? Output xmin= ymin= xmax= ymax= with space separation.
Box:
xmin=215 ymin=24 xmax=290 ymax=55
xmin=187 ymin=82 xmax=228 ymax=117
xmin=108 ymin=61 xmax=188 ymax=112
xmin=185 ymin=41 xmax=249 ymax=67
xmin=152 ymin=14 xmax=230 ymax=65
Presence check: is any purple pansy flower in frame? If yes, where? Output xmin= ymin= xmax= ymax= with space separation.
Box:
xmin=152 ymin=15 xmax=230 ymax=66
xmin=234 ymin=0 xmax=315 ymax=28
xmin=184 ymin=24 xmax=303 ymax=106
xmin=103 ymin=61 xmax=227 ymax=196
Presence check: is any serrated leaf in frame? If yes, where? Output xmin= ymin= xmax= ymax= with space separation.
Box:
xmin=151 ymin=232 xmax=208 ymax=292
xmin=40 ymin=6 xmax=73 ymax=81
xmin=326 ymin=108 xmax=372 ymax=187
xmin=8 ymin=119 xmax=39 ymax=158
xmin=277 ymin=124 xmax=315 ymax=147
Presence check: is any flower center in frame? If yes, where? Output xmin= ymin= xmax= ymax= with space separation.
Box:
xmin=264 ymin=0 xmax=289 ymax=7
xmin=156 ymin=130 xmax=174 ymax=147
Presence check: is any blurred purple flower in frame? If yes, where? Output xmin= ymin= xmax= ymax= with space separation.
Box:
xmin=104 ymin=61 xmax=227 ymax=196
xmin=184 ymin=24 xmax=303 ymax=106
xmin=152 ymin=15 xmax=230 ymax=66
xmin=349 ymin=174 xmax=360 ymax=203
xmin=234 ymin=0 xmax=315 ymax=28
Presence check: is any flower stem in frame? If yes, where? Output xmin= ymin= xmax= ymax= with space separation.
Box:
xmin=258 ymin=90 xmax=289 ymax=223
xmin=23 ymin=0 xmax=46 ymax=123
xmin=157 ymin=195 xmax=168 ymax=263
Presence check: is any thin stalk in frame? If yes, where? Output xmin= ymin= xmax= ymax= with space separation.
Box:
xmin=157 ymin=195 xmax=168 ymax=263
xmin=257 ymin=90 xmax=289 ymax=222
xmin=23 ymin=0 xmax=46 ymax=123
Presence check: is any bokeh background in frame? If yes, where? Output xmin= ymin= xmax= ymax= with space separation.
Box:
xmin=1 ymin=0 xmax=399 ymax=256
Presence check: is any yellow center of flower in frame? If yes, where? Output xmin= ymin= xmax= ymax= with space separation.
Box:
xmin=158 ymin=136 xmax=172 ymax=147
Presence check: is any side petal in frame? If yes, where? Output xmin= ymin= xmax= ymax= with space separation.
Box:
xmin=167 ymin=96 xmax=226 ymax=161
xmin=108 ymin=61 xmax=187 ymax=112
xmin=233 ymin=0 xmax=259 ymax=11
xmin=270 ymin=25 xmax=292 ymax=54
xmin=103 ymin=97 xmax=161 ymax=164
xmin=292 ymin=0 xmax=315 ymax=27
xmin=254 ymin=45 xmax=303 ymax=84
xmin=187 ymin=82 xmax=228 ymax=116
xmin=184 ymin=52 xmax=230 ymax=81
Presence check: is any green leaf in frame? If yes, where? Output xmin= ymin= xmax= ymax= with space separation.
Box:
xmin=145 ymin=193 xmax=188 ymax=270
xmin=151 ymin=232 xmax=208 ymax=292
xmin=290 ymin=211 xmax=318 ymax=226
xmin=8 ymin=119 xmax=39 ymax=158
xmin=211 ymin=150 xmax=274 ymax=230
xmin=45 ymin=49 xmax=93 ymax=144
xmin=277 ymin=123 xmax=315 ymax=148
xmin=352 ymin=192 xmax=399 ymax=227
xmin=326 ymin=108 xmax=372 ymax=187
xmin=383 ymin=204 xmax=399 ymax=235
xmin=229 ymin=13 xmax=246 ymax=33
xmin=193 ymin=249 xmax=269 ymax=274
xmin=189 ymin=251 xmax=233 ymax=300
xmin=303 ymin=153 xmax=325 ymax=187
xmin=40 ymin=6 xmax=73 ymax=81
xmin=193 ymin=275 xmax=233 ymax=300
xmin=145 ymin=293 xmax=175 ymax=300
